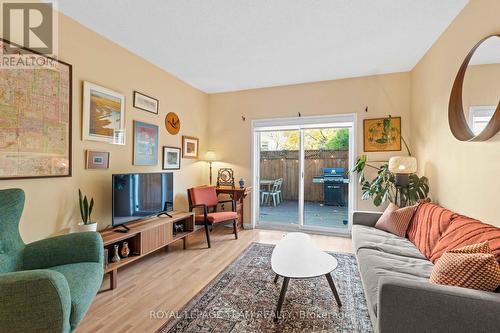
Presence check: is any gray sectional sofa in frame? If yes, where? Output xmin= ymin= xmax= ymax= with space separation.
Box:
xmin=352 ymin=211 xmax=500 ymax=333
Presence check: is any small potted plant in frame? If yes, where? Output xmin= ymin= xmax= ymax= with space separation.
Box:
xmin=71 ymin=189 xmax=97 ymax=232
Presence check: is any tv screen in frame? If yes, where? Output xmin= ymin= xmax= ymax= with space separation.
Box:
xmin=112 ymin=172 xmax=173 ymax=227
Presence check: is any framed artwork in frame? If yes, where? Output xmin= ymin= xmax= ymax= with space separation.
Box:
xmin=0 ymin=38 xmax=72 ymax=180
xmin=83 ymin=81 xmax=126 ymax=145
xmin=165 ymin=112 xmax=180 ymax=135
xmin=133 ymin=91 xmax=159 ymax=114
xmin=162 ymin=146 xmax=181 ymax=170
xmin=133 ymin=121 xmax=159 ymax=165
xmin=86 ymin=151 xmax=110 ymax=169
xmin=182 ymin=136 xmax=199 ymax=159
xmin=363 ymin=116 xmax=401 ymax=152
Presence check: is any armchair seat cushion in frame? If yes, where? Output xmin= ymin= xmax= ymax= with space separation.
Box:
xmin=49 ymin=262 xmax=103 ymax=330
xmin=195 ymin=211 xmax=238 ymax=224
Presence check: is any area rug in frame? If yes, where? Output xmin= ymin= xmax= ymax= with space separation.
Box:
xmin=156 ymin=243 xmax=373 ymax=333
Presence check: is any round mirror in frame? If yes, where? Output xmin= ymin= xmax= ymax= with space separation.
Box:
xmin=449 ymin=34 xmax=500 ymax=141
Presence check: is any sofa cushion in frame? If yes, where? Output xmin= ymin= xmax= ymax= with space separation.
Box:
xmin=429 ymin=215 xmax=500 ymax=264
xmin=352 ymin=225 xmax=427 ymax=260
xmin=375 ymin=203 xmax=418 ymax=237
xmin=407 ymin=202 xmax=458 ymax=258
xmin=356 ymin=248 xmax=434 ymax=320
xmin=430 ymin=242 xmax=500 ymax=291
xmin=49 ymin=262 xmax=103 ymax=330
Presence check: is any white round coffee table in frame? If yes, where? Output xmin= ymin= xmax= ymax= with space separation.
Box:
xmin=271 ymin=232 xmax=342 ymax=322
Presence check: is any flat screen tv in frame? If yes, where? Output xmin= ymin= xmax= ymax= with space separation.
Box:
xmin=112 ymin=172 xmax=173 ymax=231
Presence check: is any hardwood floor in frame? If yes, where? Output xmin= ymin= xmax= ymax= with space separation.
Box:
xmin=75 ymin=227 xmax=353 ymax=333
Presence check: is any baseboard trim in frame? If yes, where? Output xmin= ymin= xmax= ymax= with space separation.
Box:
xmin=255 ymin=224 xmax=352 ymax=238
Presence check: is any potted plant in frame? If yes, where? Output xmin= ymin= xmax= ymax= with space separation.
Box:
xmin=350 ymin=139 xmax=429 ymax=207
xmin=71 ymin=189 xmax=97 ymax=232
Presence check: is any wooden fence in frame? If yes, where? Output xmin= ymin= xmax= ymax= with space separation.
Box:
xmin=259 ymin=150 xmax=348 ymax=202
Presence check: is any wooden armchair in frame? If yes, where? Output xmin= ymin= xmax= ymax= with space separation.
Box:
xmin=187 ymin=186 xmax=238 ymax=248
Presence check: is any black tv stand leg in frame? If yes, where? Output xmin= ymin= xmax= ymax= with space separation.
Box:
xmin=157 ymin=212 xmax=173 ymax=218
xmin=113 ymin=224 xmax=130 ymax=233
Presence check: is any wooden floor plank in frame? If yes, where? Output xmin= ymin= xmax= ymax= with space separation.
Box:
xmin=75 ymin=227 xmax=353 ymax=333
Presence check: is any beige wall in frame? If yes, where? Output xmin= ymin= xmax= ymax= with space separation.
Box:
xmin=0 ymin=13 xmax=208 ymax=242
xmin=411 ymin=0 xmax=500 ymax=225
xmin=5 ymin=0 xmax=500 ymax=242
xmin=208 ymin=72 xmax=411 ymax=223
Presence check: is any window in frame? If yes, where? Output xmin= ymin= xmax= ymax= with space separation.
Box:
xmin=469 ymin=106 xmax=496 ymax=135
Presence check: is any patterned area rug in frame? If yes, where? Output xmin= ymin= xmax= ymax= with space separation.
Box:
xmin=157 ymin=243 xmax=373 ymax=333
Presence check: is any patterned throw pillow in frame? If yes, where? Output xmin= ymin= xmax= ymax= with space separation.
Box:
xmin=430 ymin=242 xmax=500 ymax=291
xmin=375 ymin=203 xmax=418 ymax=237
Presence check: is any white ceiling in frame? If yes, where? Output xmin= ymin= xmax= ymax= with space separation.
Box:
xmin=58 ymin=0 xmax=469 ymax=93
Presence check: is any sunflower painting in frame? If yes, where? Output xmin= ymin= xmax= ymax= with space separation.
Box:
xmin=363 ymin=116 xmax=401 ymax=152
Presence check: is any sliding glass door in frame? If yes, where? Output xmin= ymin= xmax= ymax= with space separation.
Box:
xmin=303 ymin=128 xmax=350 ymax=229
xmin=258 ymin=129 xmax=299 ymax=226
xmin=252 ymin=115 xmax=355 ymax=234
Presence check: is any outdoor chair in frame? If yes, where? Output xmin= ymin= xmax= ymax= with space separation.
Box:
xmin=261 ymin=180 xmax=281 ymax=207
xmin=276 ymin=178 xmax=284 ymax=204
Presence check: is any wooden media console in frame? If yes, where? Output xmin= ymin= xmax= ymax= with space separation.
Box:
xmin=99 ymin=211 xmax=195 ymax=289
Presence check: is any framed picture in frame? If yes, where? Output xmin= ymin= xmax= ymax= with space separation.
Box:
xmin=162 ymin=146 xmax=181 ymax=170
xmin=0 ymin=38 xmax=72 ymax=180
xmin=363 ymin=116 xmax=402 ymax=152
xmin=83 ymin=81 xmax=126 ymax=145
xmin=182 ymin=136 xmax=199 ymax=159
xmin=133 ymin=121 xmax=159 ymax=165
xmin=133 ymin=91 xmax=159 ymax=114
xmin=86 ymin=151 xmax=110 ymax=169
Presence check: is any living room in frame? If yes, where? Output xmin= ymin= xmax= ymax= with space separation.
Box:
xmin=0 ymin=1 xmax=499 ymax=332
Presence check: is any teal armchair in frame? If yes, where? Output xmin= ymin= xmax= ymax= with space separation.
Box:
xmin=0 ymin=189 xmax=104 ymax=333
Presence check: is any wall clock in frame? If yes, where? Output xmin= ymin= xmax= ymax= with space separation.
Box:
xmin=165 ymin=112 xmax=180 ymax=135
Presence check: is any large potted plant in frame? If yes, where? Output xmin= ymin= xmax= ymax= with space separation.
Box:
xmin=71 ymin=189 xmax=97 ymax=232
xmin=351 ymin=141 xmax=429 ymax=207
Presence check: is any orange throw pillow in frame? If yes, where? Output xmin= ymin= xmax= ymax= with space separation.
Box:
xmin=430 ymin=242 xmax=500 ymax=291
xmin=375 ymin=203 xmax=418 ymax=237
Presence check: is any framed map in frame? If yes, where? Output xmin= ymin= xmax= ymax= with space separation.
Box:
xmin=82 ymin=81 xmax=126 ymax=145
xmin=363 ymin=116 xmax=401 ymax=152
xmin=0 ymin=38 xmax=72 ymax=179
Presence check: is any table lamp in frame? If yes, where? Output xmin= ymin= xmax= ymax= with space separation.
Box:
xmin=205 ymin=151 xmax=217 ymax=185
xmin=388 ymin=156 xmax=417 ymax=206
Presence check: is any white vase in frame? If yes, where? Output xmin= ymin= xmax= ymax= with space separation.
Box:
xmin=70 ymin=222 xmax=98 ymax=233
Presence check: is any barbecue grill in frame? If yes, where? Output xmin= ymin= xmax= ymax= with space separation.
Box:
xmin=312 ymin=167 xmax=348 ymax=206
